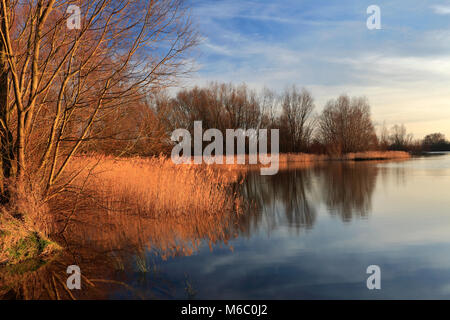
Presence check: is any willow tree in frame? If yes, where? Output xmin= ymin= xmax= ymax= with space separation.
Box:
xmin=0 ymin=0 xmax=197 ymax=203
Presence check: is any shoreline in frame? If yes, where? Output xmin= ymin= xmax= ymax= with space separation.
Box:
xmin=275 ymin=151 xmax=411 ymax=162
xmin=207 ymin=151 xmax=411 ymax=172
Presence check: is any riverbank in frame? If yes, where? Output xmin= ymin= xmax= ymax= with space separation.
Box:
xmin=0 ymin=216 xmax=60 ymax=266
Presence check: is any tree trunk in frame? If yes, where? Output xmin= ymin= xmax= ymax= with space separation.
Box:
xmin=0 ymin=0 xmax=14 ymax=204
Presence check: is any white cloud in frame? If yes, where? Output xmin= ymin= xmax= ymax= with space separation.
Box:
xmin=431 ymin=5 xmax=450 ymax=15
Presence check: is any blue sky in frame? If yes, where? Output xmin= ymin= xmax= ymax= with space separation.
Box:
xmin=182 ymin=0 xmax=450 ymax=138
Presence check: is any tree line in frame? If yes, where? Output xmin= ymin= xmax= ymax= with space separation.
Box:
xmin=102 ymin=82 xmax=449 ymax=156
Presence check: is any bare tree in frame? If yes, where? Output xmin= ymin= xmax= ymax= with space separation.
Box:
xmin=422 ymin=133 xmax=450 ymax=151
xmin=317 ymin=95 xmax=377 ymax=155
xmin=0 ymin=0 xmax=197 ymax=203
xmin=258 ymin=87 xmax=278 ymax=129
xmin=280 ymin=86 xmax=315 ymax=152
xmin=168 ymin=82 xmax=262 ymax=133
xmin=378 ymin=122 xmax=390 ymax=151
xmin=388 ymin=124 xmax=413 ymax=151
xmin=423 ymin=133 xmax=446 ymax=145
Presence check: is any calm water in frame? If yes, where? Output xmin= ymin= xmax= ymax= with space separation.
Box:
xmin=3 ymin=153 xmax=450 ymax=299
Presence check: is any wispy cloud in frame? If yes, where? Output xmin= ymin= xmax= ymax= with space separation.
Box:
xmin=431 ymin=5 xmax=450 ymax=15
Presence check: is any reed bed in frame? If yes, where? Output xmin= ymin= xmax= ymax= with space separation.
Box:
xmin=52 ymin=155 xmax=245 ymax=259
xmin=340 ymin=151 xmax=410 ymax=160
xmin=66 ymin=155 xmax=243 ymax=218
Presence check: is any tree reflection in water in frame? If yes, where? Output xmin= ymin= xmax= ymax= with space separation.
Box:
xmin=237 ymin=161 xmax=396 ymax=233
xmin=315 ymin=162 xmax=378 ymax=221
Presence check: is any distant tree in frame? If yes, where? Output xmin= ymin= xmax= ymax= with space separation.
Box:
xmin=169 ymin=82 xmax=262 ymax=134
xmin=422 ymin=133 xmax=450 ymax=151
xmin=388 ymin=124 xmax=414 ymax=151
xmin=258 ymin=87 xmax=278 ymax=130
xmin=280 ymin=86 xmax=315 ymax=152
xmin=378 ymin=122 xmax=390 ymax=151
xmin=280 ymin=87 xmax=316 ymax=152
xmin=317 ymin=95 xmax=378 ymax=155
xmin=423 ymin=133 xmax=446 ymax=145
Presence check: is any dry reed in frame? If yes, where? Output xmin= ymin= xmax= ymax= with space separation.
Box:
xmin=66 ymin=155 xmax=242 ymax=218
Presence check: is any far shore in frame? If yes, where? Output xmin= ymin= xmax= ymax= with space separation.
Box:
xmin=273 ymin=151 xmax=411 ymax=162
xmin=191 ymin=151 xmax=411 ymax=169
xmin=181 ymin=151 xmax=412 ymax=173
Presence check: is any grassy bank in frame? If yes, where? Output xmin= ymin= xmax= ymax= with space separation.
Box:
xmin=0 ymin=216 xmax=60 ymax=266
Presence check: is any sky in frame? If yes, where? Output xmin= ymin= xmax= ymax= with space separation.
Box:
xmin=181 ymin=0 xmax=450 ymax=139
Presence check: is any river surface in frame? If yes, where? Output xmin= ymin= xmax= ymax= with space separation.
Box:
xmin=3 ymin=153 xmax=450 ymax=299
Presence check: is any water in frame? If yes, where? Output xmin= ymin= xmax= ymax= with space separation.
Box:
xmin=3 ymin=153 xmax=450 ymax=299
